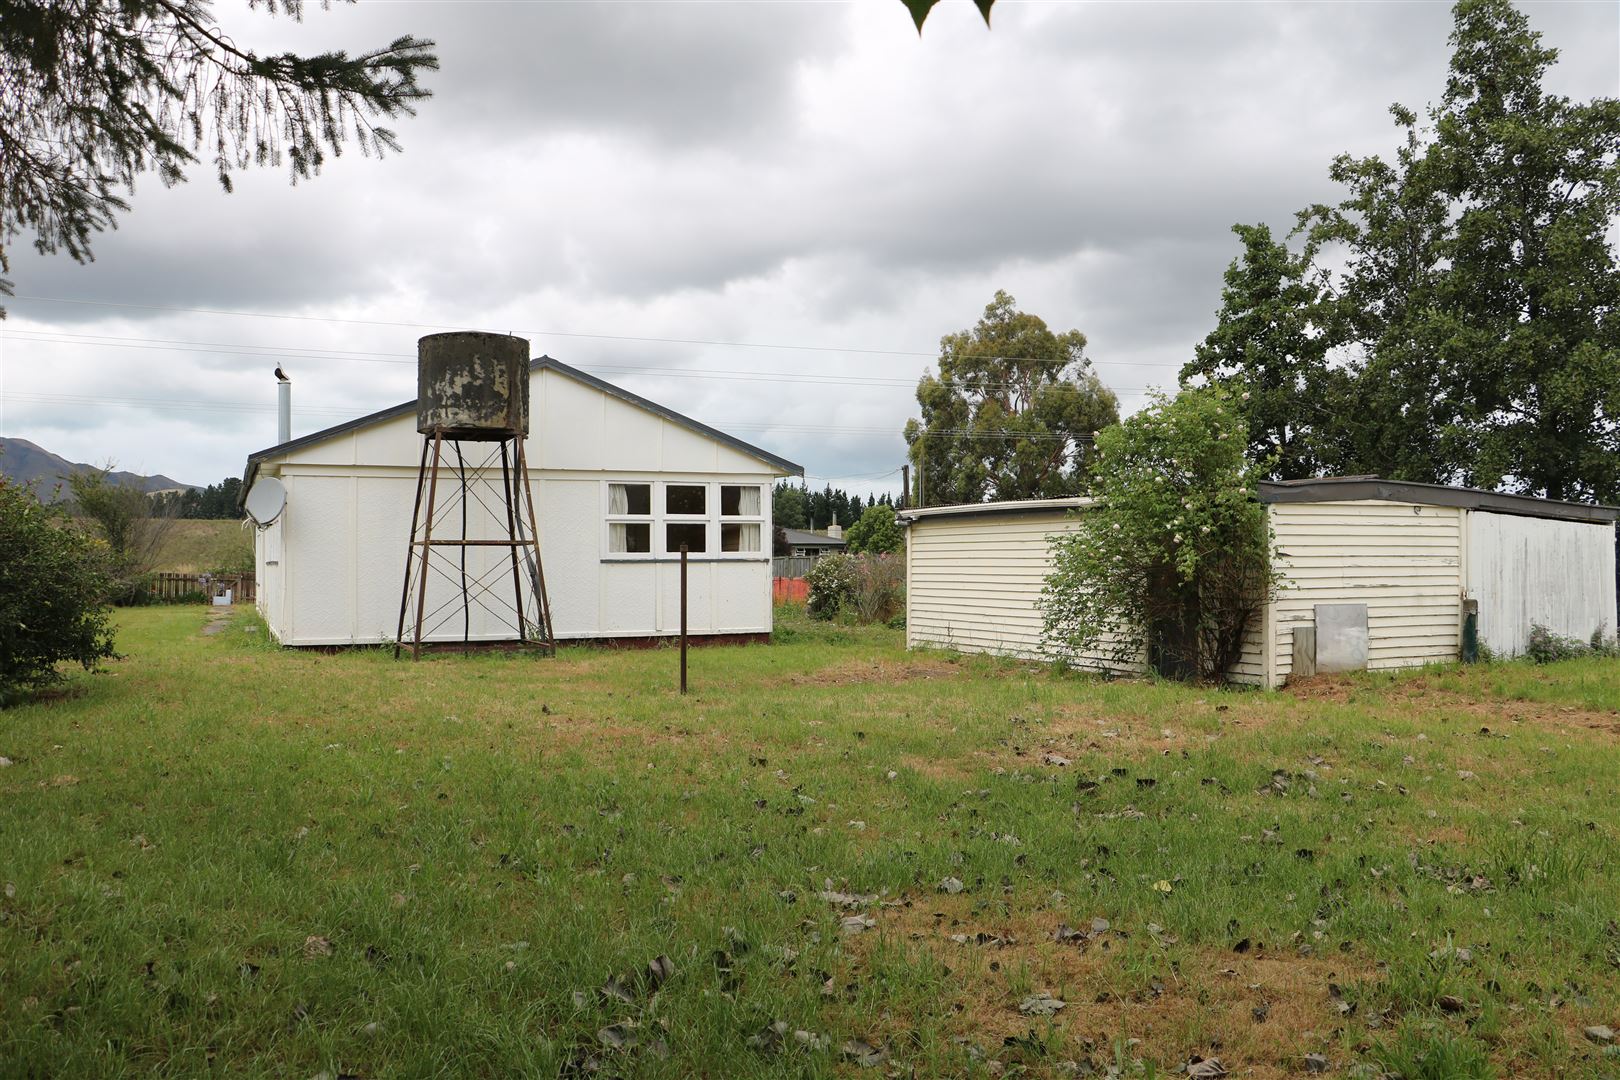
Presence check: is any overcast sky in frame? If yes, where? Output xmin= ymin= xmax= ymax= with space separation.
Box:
xmin=2 ymin=0 xmax=1615 ymax=495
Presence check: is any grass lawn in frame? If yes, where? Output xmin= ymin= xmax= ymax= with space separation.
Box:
xmin=2 ymin=606 xmax=1618 ymax=1078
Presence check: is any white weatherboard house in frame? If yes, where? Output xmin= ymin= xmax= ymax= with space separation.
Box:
xmin=901 ymin=478 xmax=1619 ymax=688
xmin=242 ymin=358 xmax=801 ymax=646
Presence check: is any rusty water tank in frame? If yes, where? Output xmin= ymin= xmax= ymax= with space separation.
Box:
xmin=416 ymin=332 xmax=531 ymax=438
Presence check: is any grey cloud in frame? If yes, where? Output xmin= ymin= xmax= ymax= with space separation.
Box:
xmin=5 ymin=1 xmax=1614 ymax=489
xmin=366 ymin=1 xmax=851 ymax=149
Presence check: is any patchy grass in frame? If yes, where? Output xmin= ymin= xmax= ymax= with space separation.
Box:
xmin=151 ymin=519 xmax=253 ymax=573
xmin=1 ymin=606 xmax=1618 ymax=1078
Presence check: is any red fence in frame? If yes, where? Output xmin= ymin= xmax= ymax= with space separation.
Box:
xmin=773 ymin=577 xmax=808 ymax=604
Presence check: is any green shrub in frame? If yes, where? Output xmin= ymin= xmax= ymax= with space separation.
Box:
xmin=0 ymin=478 xmax=118 ymax=703
xmin=806 ymin=554 xmax=856 ymax=620
xmin=850 ymin=553 xmax=906 ymax=624
xmin=806 ymin=553 xmax=905 ymax=624
xmin=1040 ymin=387 xmax=1277 ymax=681
xmin=1525 ymin=622 xmax=1618 ymax=664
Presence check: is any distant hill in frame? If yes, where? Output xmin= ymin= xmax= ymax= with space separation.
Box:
xmin=0 ymin=437 xmax=196 ymax=500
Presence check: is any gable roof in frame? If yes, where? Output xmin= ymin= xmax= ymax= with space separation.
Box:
xmin=240 ymin=356 xmax=803 ymax=500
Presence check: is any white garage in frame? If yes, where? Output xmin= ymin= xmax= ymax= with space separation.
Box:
xmin=901 ymin=478 xmax=1619 ymax=687
xmin=241 ymin=357 xmax=801 ymax=647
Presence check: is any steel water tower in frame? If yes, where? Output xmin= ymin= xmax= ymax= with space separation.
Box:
xmin=394 ymin=332 xmax=556 ymax=658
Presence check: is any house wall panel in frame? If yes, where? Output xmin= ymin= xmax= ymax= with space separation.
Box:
xmin=282 ymin=475 xmax=355 ymax=643
xmin=541 ymin=479 xmax=603 ymax=638
xmin=905 ymin=512 xmax=1077 ymax=662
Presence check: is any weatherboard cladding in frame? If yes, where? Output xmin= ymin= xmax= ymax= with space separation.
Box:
xmin=900 ymin=481 xmax=1616 ymax=687
xmin=239 ymin=356 xmax=802 ymax=502
xmin=1268 ymin=500 xmax=1466 ymax=684
xmin=904 ymin=509 xmax=1265 ymax=683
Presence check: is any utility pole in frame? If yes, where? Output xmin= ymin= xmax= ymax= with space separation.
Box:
xmin=900 ymin=464 xmax=910 ymax=510
xmin=918 ymin=436 xmax=925 ymax=508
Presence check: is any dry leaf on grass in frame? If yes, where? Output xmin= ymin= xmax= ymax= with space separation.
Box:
xmin=1017 ymin=992 xmax=1066 ymax=1016
xmin=840 ymin=1038 xmax=887 ymax=1067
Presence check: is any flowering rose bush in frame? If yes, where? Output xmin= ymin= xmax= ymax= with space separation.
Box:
xmin=1039 ymin=388 xmax=1278 ymax=681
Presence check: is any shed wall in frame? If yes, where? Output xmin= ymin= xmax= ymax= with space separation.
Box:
xmin=905 ymin=510 xmax=1264 ymax=683
xmin=1268 ymin=501 xmax=1464 ymax=685
xmin=906 ymin=512 xmax=1084 ymax=662
xmin=1465 ymin=512 xmax=1617 ymax=656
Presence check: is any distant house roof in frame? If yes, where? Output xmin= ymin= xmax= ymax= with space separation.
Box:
xmin=781 ymin=527 xmax=846 ymax=549
xmin=240 ymin=356 xmax=803 ymax=504
xmin=896 ymin=479 xmax=1620 ymax=526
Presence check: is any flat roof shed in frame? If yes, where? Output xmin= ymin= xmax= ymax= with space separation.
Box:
xmin=899 ymin=479 xmax=1619 ymax=687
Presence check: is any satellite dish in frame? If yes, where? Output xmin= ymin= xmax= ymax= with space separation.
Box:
xmin=244 ymin=476 xmax=287 ymax=526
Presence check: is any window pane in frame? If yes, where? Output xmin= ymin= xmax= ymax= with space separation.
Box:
xmin=721 ymin=485 xmax=761 ymax=517
xmin=611 ymin=483 xmax=650 ymax=516
xmin=666 ymin=522 xmax=707 ymax=553
xmin=609 ymin=522 xmax=650 ymax=553
xmin=666 ymin=484 xmax=706 ymax=515
xmin=722 ymin=522 xmax=760 ymax=552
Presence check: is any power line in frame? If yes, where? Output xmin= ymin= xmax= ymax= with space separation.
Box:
xmin=2 ymin=390 xmax=1100 ymax=441
xmin=0 ymin=328 xmax=1168 ymax=394
xmin=5 ymin=292 xmax=1189 ymax=369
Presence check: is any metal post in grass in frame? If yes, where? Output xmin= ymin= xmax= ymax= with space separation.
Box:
xmin=679 ymin=543 xmax=689 ymax=694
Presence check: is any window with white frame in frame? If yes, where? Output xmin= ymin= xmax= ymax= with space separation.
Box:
xmin=606 ymin=482 xmax=652 ymax=554
xmin=720 ymin=483 xmax=763 ymax=553
xmin=664 ymin=483 xmax=708 ymax=553
xmin=602 ymin=481 xmax=768 ymax=558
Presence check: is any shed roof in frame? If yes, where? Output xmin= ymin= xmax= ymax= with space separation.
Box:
xmin=896 ymin=480 xmax=1619 ymax=526
xmin=240 ymin=356 xmax=803 ymax=502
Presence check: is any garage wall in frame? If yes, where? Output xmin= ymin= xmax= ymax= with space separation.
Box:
xmin=1268 ymin=500 xmax=1464 ymax=684
xmin=1466 ymin=512 xmax=1617 ymax=656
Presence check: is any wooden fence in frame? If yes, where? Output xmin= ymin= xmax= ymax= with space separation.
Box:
xmin=151 ymin=572 xmax=256 ymax=604
xmin=771 ymin=556 xmax=817 ymax=580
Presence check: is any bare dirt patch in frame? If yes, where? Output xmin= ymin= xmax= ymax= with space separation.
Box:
xmin=896 ymin=753 xmax=981 ymax=784
xmin=1286 ymin=675 xmax=1620 ymax=737
xmin=1284 ymin=675 xmax=1356 ymax=704
xmin=837 ymin=897 xmax=1379 ymax=1078
xmin=780 ymin=656 xmax=965 ymax=689
xmin=1038 ymin=706 xmax=1209 ymax=758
